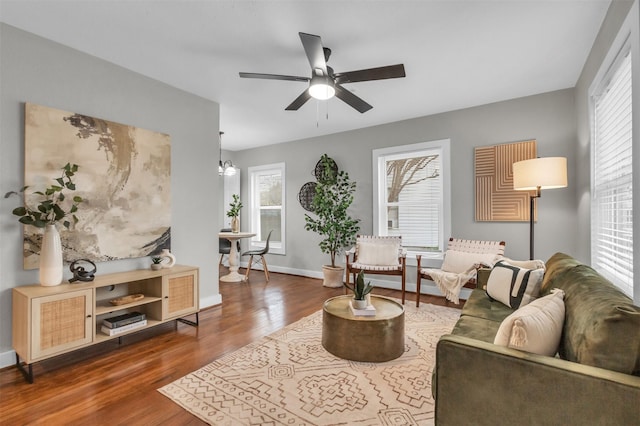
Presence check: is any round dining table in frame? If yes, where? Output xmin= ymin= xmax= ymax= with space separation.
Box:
xmin=219 ymin=231 xmax=256 ymax=282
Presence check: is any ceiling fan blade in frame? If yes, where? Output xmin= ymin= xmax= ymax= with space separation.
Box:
xmin=299 ymin=32 xmax=328 ymax=75
xmin=285 ymin=90 xmax=312 ymax=111
xmin=334 ymin=84 xmax=373 ymax=113
xmin=239 ymin=72 xmax=310 ymax=82
xmin=333 ymin=64 xmax=406 ymax=84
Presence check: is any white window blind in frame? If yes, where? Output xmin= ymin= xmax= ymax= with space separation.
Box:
xmin=373 ymin=140 xmax=451 ymax=256
xmin=591 ymin=49 xmax=633 ymax=297
xmin=248 ymin=163 xmax=285 ymax=255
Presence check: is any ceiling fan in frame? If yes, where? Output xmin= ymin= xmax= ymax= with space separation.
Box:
xmin=239 ymin=32 xmax=406 ymax=113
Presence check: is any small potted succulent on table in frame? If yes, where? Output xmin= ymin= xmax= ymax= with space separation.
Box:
xmin=150 ymin=256 xmax=163 ymax=270
xmin=344 ymin=271 xmax=374 ymax=309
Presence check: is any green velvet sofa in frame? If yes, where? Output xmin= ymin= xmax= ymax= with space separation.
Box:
xmin=434 ymin=252 xmax=640 ymax=425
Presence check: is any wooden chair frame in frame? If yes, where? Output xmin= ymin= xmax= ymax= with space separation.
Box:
xmin=345 ymin=235 xmax=407 ymax=304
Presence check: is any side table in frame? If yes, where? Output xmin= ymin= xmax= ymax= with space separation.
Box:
xmin=321 ymin=295 xmax=405 ymax=362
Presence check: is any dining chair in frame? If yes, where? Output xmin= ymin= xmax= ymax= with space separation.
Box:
xmin=242 ymin=230 xmax=273 ymax=281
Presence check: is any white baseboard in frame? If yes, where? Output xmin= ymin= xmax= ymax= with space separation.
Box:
xmin=239 ymin=264 xmax=470 ymax=300
xmin=239 ymin=262 xmax=324 ymax=280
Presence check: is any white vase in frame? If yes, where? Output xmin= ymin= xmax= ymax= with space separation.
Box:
xmin=40 ymin=224 xmax=63 ymax=286
xmin=160 ymin=249 xmax=176 ymax=268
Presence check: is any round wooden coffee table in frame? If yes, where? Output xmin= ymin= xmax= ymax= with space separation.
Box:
xmin=321 ymin=295 xmax=405 ymax=362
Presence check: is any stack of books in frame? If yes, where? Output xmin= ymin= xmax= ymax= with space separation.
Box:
xmin=101 ymin=312 xmax=147 ymax=336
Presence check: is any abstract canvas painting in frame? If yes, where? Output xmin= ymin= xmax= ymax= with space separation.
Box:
xmin=23 ymin=103 xmax=171 ymax=269
xmin=475 ymin=139 xmax=537 ymax=222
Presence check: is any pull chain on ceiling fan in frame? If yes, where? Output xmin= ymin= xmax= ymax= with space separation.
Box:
xmin=239 ymin=32 xmax=406 ymax=113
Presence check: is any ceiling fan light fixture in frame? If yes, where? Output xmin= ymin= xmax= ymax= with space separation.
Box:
xmin=309 ymin=75 xmax=335 ymax=100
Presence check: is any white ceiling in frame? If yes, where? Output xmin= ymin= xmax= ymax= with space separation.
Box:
xmin=0 ymin=0 xmax=610 ymax=151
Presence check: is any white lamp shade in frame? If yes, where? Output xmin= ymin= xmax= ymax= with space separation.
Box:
xmin=513 ymin=157 xmax=567 ymax=190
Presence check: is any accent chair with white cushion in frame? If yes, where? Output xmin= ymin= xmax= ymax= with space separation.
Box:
xmin=346 ymin=235 xmax=407 ymax=303
xmin=415 ymin=238 xmax=505 ymax=306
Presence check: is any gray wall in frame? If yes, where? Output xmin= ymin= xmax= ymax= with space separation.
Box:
xmin=233 ymin=88 xmax=577 ymax=289
xmin=0 ymin=24 xmax=221 ymax=367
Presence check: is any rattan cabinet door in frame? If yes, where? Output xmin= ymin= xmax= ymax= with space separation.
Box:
xmin=31 ymin=289 xmax=93 ymax=360
xmin=162 ymin=270 xmax=199 ymax=320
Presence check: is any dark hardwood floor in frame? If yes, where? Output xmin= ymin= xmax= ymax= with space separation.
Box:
xmin=0 ymin=267 xmax=460 ymax=425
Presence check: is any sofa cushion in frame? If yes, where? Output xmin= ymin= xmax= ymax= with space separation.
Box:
xmin=461 ymin=289 xmax=515 ymax=323
xmin=494 ymin=289 xmax=565 ymax=356
xmin=540 ymin=252 xmax=582 ymax=292
xmin=451 ymin=315 xmax=501 ymax=344
xmin=486 ymin=260 xmax=545 ymax=309
xmin=542 ymin=264 xmax=640 ymax=375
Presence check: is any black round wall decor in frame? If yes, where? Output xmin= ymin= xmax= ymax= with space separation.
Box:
xmin=314 ymin=156 xmax=338 ymax=184
xmin=298 ymin=181 xmax=317 ymax=212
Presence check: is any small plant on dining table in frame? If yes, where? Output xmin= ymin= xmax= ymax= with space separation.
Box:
xmin=226 ymin=194 xmax=243 ymax=218
xmin=151 ymin=256 xmax=163 ymax=264
xmin=344 ymin=271 xmax=374 ymax=301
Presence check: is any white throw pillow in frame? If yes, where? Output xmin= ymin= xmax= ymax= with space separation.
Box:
xmin=357 ymin=241 xmax=399 ymax=266
xmin=486 ymin=260 xmax=545 ymax=309
xmin=501 ymin=258 xmax=545 ymax=271
xmin=441 ymin=250 xmax=499 ymax=274
xmin=494 ymin=289 xmax=565 ymax=356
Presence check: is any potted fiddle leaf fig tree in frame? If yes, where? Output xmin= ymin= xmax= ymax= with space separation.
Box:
xmin=304 ymin=154 xmax=360 ymax=287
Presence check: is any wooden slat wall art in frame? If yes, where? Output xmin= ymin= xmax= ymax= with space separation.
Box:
xmin=475 ymin=140 xmax=537 ymax=222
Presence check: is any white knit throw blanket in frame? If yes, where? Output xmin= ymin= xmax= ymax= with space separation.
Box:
xmin=422 ymin=265 xmax=478 ymax=305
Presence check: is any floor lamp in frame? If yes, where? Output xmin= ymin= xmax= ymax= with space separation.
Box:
xmin=513 ymin=157 xmax=567 ymax=260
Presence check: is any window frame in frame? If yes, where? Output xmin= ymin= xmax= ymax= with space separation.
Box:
xmin=247 ymin=162 xmax=286 ymax=255
xmin=588 ymin=0 xmax=639 ymax=300
xmin=372 ymin=139 xmax=451 ymax=264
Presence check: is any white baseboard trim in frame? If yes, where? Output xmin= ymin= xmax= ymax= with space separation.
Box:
xmin=0 ymin=349 xmax=16 ymax=369
xmin=238 ymin=264 xmax=471 ymax=300
xmin=239 ymin=262 xmax=324 ymax=280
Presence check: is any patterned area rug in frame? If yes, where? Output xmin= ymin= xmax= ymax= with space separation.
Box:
xmin=159 ymin=300 xmax=460 ymax=425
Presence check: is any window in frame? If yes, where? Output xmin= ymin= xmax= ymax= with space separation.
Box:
xmin=373 ymin=140 xmax=451 ymax=260
xmin=591 ymin=41 xmax=633 ymax=297
xmin=248 ymin=163 xmax=285 ymax=255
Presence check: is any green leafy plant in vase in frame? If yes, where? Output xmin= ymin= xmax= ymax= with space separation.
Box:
xmin=226 ymin=193 xmax=243 ymax=233
xmin=304 ymin=154 xmax=360 ymax=287
xmin=344 ymin=271 xmax=373 ymax=309
xmin=4 ymin=163 xmax=84 ymax=286
xmin=5 ymin=163 xmax=83 ymax=229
